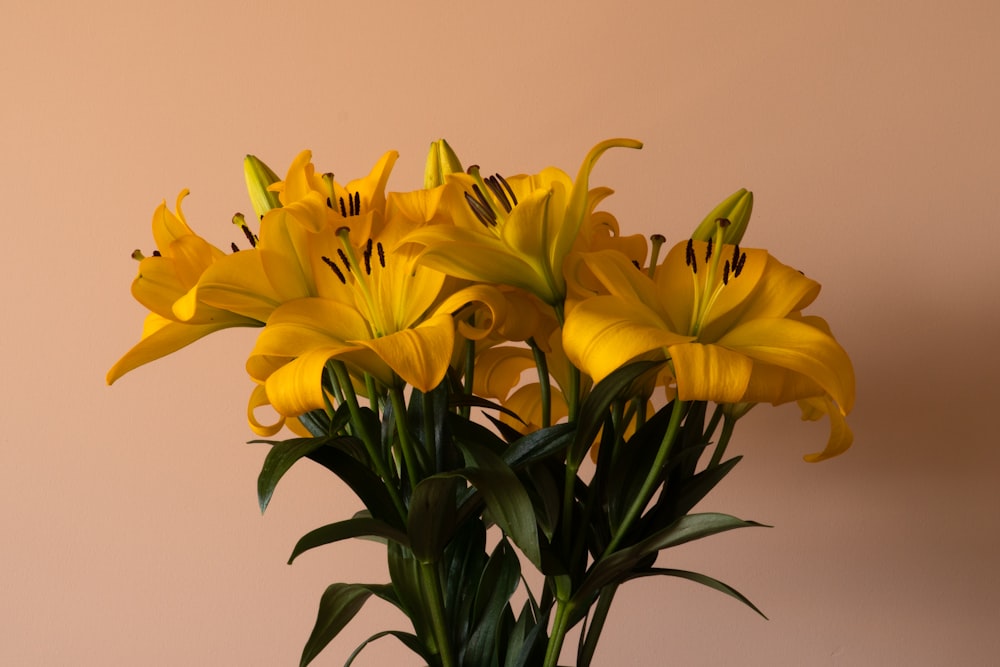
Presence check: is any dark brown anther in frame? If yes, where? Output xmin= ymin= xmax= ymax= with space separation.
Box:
xmin=464 ymin=191 xmax=496 ymax=227
xmin=723 ymin=259 xmax=731 ymax=285
xmin=241 ymin=224 xmax=257 ymax=248
xmin=496 ymin=173 xmax=517 ymax=206
xmin=326 ymin=197 xmax=333 ymax=209
xmin=632 ymin=260 xmax=641 ymax=269
xmin=685 ymin=239 xmax=696 ymax=273
xmin=705 ymin=237 xmax=713 ymax=262
xmin=731 ymin=244 xmax=740 ymax=272
xmin=337 ymin=249 xmax=351 ymax=271
xmin=735 ymin=251 xmax=747 ymax=277
xmin=321 ymin=256 xmax=347 ymax=284
xmin=339 ymin=197 xmax=347 ymax=217
xmin=152 ymin=250 xmax=161 ymax=257
xmin=377 ymin=242 xmax=385 ymax=268
xmin=364 ymin=238 xmax=373 ymax=275
xmin=484 ymin=175 xmax=512 ymax=213
xmin=231 ymin=242 xmax=240 ymax=253
xmin=354 ymin=192 xmax=360 ymax=216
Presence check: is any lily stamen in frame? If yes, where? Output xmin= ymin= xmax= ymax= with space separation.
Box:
xmin=321 ymin=255 xmax=347 ymax=284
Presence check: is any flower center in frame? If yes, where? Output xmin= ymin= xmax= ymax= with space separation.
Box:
xmin=463 ymin=167 xmax=518 ymax=234
xmin=322 ymin=228 xmax=390 ymax=337
xmin=685 ymin=218 xmax=747 ymax=336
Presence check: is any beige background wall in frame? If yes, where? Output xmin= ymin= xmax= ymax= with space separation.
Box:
xmin=3 ymin=1 xmax=998 ymax=664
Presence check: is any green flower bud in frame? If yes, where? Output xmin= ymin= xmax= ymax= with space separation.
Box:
xmin=423 ymin=139 xmax=463 ymax=189
xmin=243 ymin=154 xmax=283 ymax=220
xmin=690 ymin=188 xmax=754 ymax=245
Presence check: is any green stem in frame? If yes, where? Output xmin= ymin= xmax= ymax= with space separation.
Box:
xmin=388 ymin=386 xmax=422 ymax=492
xmin=578 ymin=584 xmax=618 ymax=667
xmin=421 ymin=389 xmax=437 ymax=473
xmin=529 ymin=337 xmax=552 ymax=428
xmin=329 ymin=361 xmax=406 ymax=521
xmin=543 ymin=598 xmax=575 ymax=667
xmin=419 ymin=561 xmax=455 ymax=667
xmin=708 ymin=413 xmax=737 ymax=468
xmin=603 ymin=400 xmax=687 ymax=555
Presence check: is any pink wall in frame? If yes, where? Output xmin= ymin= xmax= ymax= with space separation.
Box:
xmin=4 ymin=1 xmax=998 ymax=664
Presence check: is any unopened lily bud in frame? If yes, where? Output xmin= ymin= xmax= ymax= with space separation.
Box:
xmin=690 ymin=189 xmax=753 ymax=245
xmin=423 ymin=139 xmax=463 ymax=189
xmin=243 ymin=155 xmax=282 ymax=219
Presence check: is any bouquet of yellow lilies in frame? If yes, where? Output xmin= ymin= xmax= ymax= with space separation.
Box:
xmin=108 ymin=138 xmax=855 ymax=666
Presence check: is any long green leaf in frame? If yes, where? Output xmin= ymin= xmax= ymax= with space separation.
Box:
xmin=299 ymin=584 xmax=373 ymax=667
xmin=465 ymin=540 xmax=521 ymax=667
xmin=503 ymin=423 xmax=575 ymax=469
xmin=255 ymin=436 xmax=335 ymax=513
xmin=625 ymin=567 xmax=768 ymax=619
xmin=569 ymin=360 xmax=664 ymax=466
xmin=574 ymin=513 xmax=765 ymax=602
xmin=408 ymin=476 xmax=459 ymax=563
xmin=454 ymin=439 xmax=542 ymax=567
xmin=345 ymin=630 xmax=432 ymax=666
xmin=288 ymin=517 xmax=410 ymax=564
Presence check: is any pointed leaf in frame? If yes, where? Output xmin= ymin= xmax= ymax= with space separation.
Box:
xmin=345 ymin=630 xmax=433 ymax=666
xmin=453 ymin=439 xmax=542 ymax=567
xmin=569 ymin=360 xmax=664 ymax=466
xmin=626 ymin=567 xmax=767 ymax=619
xmin=289 ymin=518 xmax=410 ymax=564
xmin=575 ymin=513 xmax=765 ymax=601
xmin=299 ymin=584 xmax=374 ymax=667
xmin=408 ymin=476 xmax=459 ymax=563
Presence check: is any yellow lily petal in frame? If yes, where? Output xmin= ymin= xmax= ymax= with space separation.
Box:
xmin=716 ymin=317 xmax=855 ymax=414
xmin=107 ymin=313 xmax=245 ymax=385
xmin=800 ymin=395 xmax=854 ymax=462
xmin=563 ymin=295 xmax=694 ymax=384
xmin=667 ymin=342 xmax=755 ymax=404
xmin=356 ymin=312 xmax=455 ymax=392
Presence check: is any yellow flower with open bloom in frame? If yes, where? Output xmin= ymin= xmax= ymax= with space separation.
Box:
xmin=244 ymin=221 xmax=507 ymax=434
xmin=401 ymin=139 xmax=642 ymax=305
xmin=563 ymin=232 xmax=855 ymax=460
xmin=106 ymin=192 xmax=262 ymax=385
xmin=191 ymin=151 xmax=401 ymax=323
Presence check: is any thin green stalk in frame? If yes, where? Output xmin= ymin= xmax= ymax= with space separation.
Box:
xmin=329 ymin=361 xmax=406 ymax=521
xmin=578 ymin=584 xmax=618 ymax=667
xmin=708 ymin=413 xmax=737 ymax=468
xmin=543 ymin=598 xmax=575 ymax=667
xmin=603 ymin=400 xmax=687 ymax=555
xmin=388 ymin=386 xmax=422 ymax=492
xmin=421 ymin=390 xmax=437 ymax=473
xmin=528 ymin=337 xmax=552 ymax=428
xmin=419 ymin=561 xmax=456 ymax=667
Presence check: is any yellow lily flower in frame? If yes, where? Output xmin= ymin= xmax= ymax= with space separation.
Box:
xmin=244 ymin=226 xmax=507 ymax=431
xmin=563 ymin=236 xmax=855 ymax=460
xmin=107 ymin=192 xmax=262 ymax=384
xmin=194 ymin=150 xmax=400 ymax=318
xmin=402 ymin=139 xmax=642 ymax=305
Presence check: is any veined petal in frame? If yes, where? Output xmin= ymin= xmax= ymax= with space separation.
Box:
xmin=257 ymin=209 xmax=321 ymax=300
xmin=717 ymin=317 xmax=855 ymax=414
xmin=563 ymin=296 xmax=693 ymax=384
xmin=248 ymin=383 xmax=286 ymax=437
xmin=577 ymin=249 xmax=666 ymax=317
xmin=667 ymin=342 xmax=755 ymax=404
xmin=473 ymin=346 xmax=536 ymax=399
xmin=194 ymin=250 xmax=283 ymax=322
xmin=355 ymin=312 xmax=455 ymax=392
xmin=559 ymin=139 xmax=643 ymax=266
xmin=151 ymin=191 xmax=196 ymax=250
xmin=435 ymin=283 xmax=509 ymax=342
xmin=799 ymin=395 xmax=854 ymax=462
xmin=106 ymin=314 xmax=246 ymax=385
xmin=416 ymin=237 xmax=551 ymax=300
